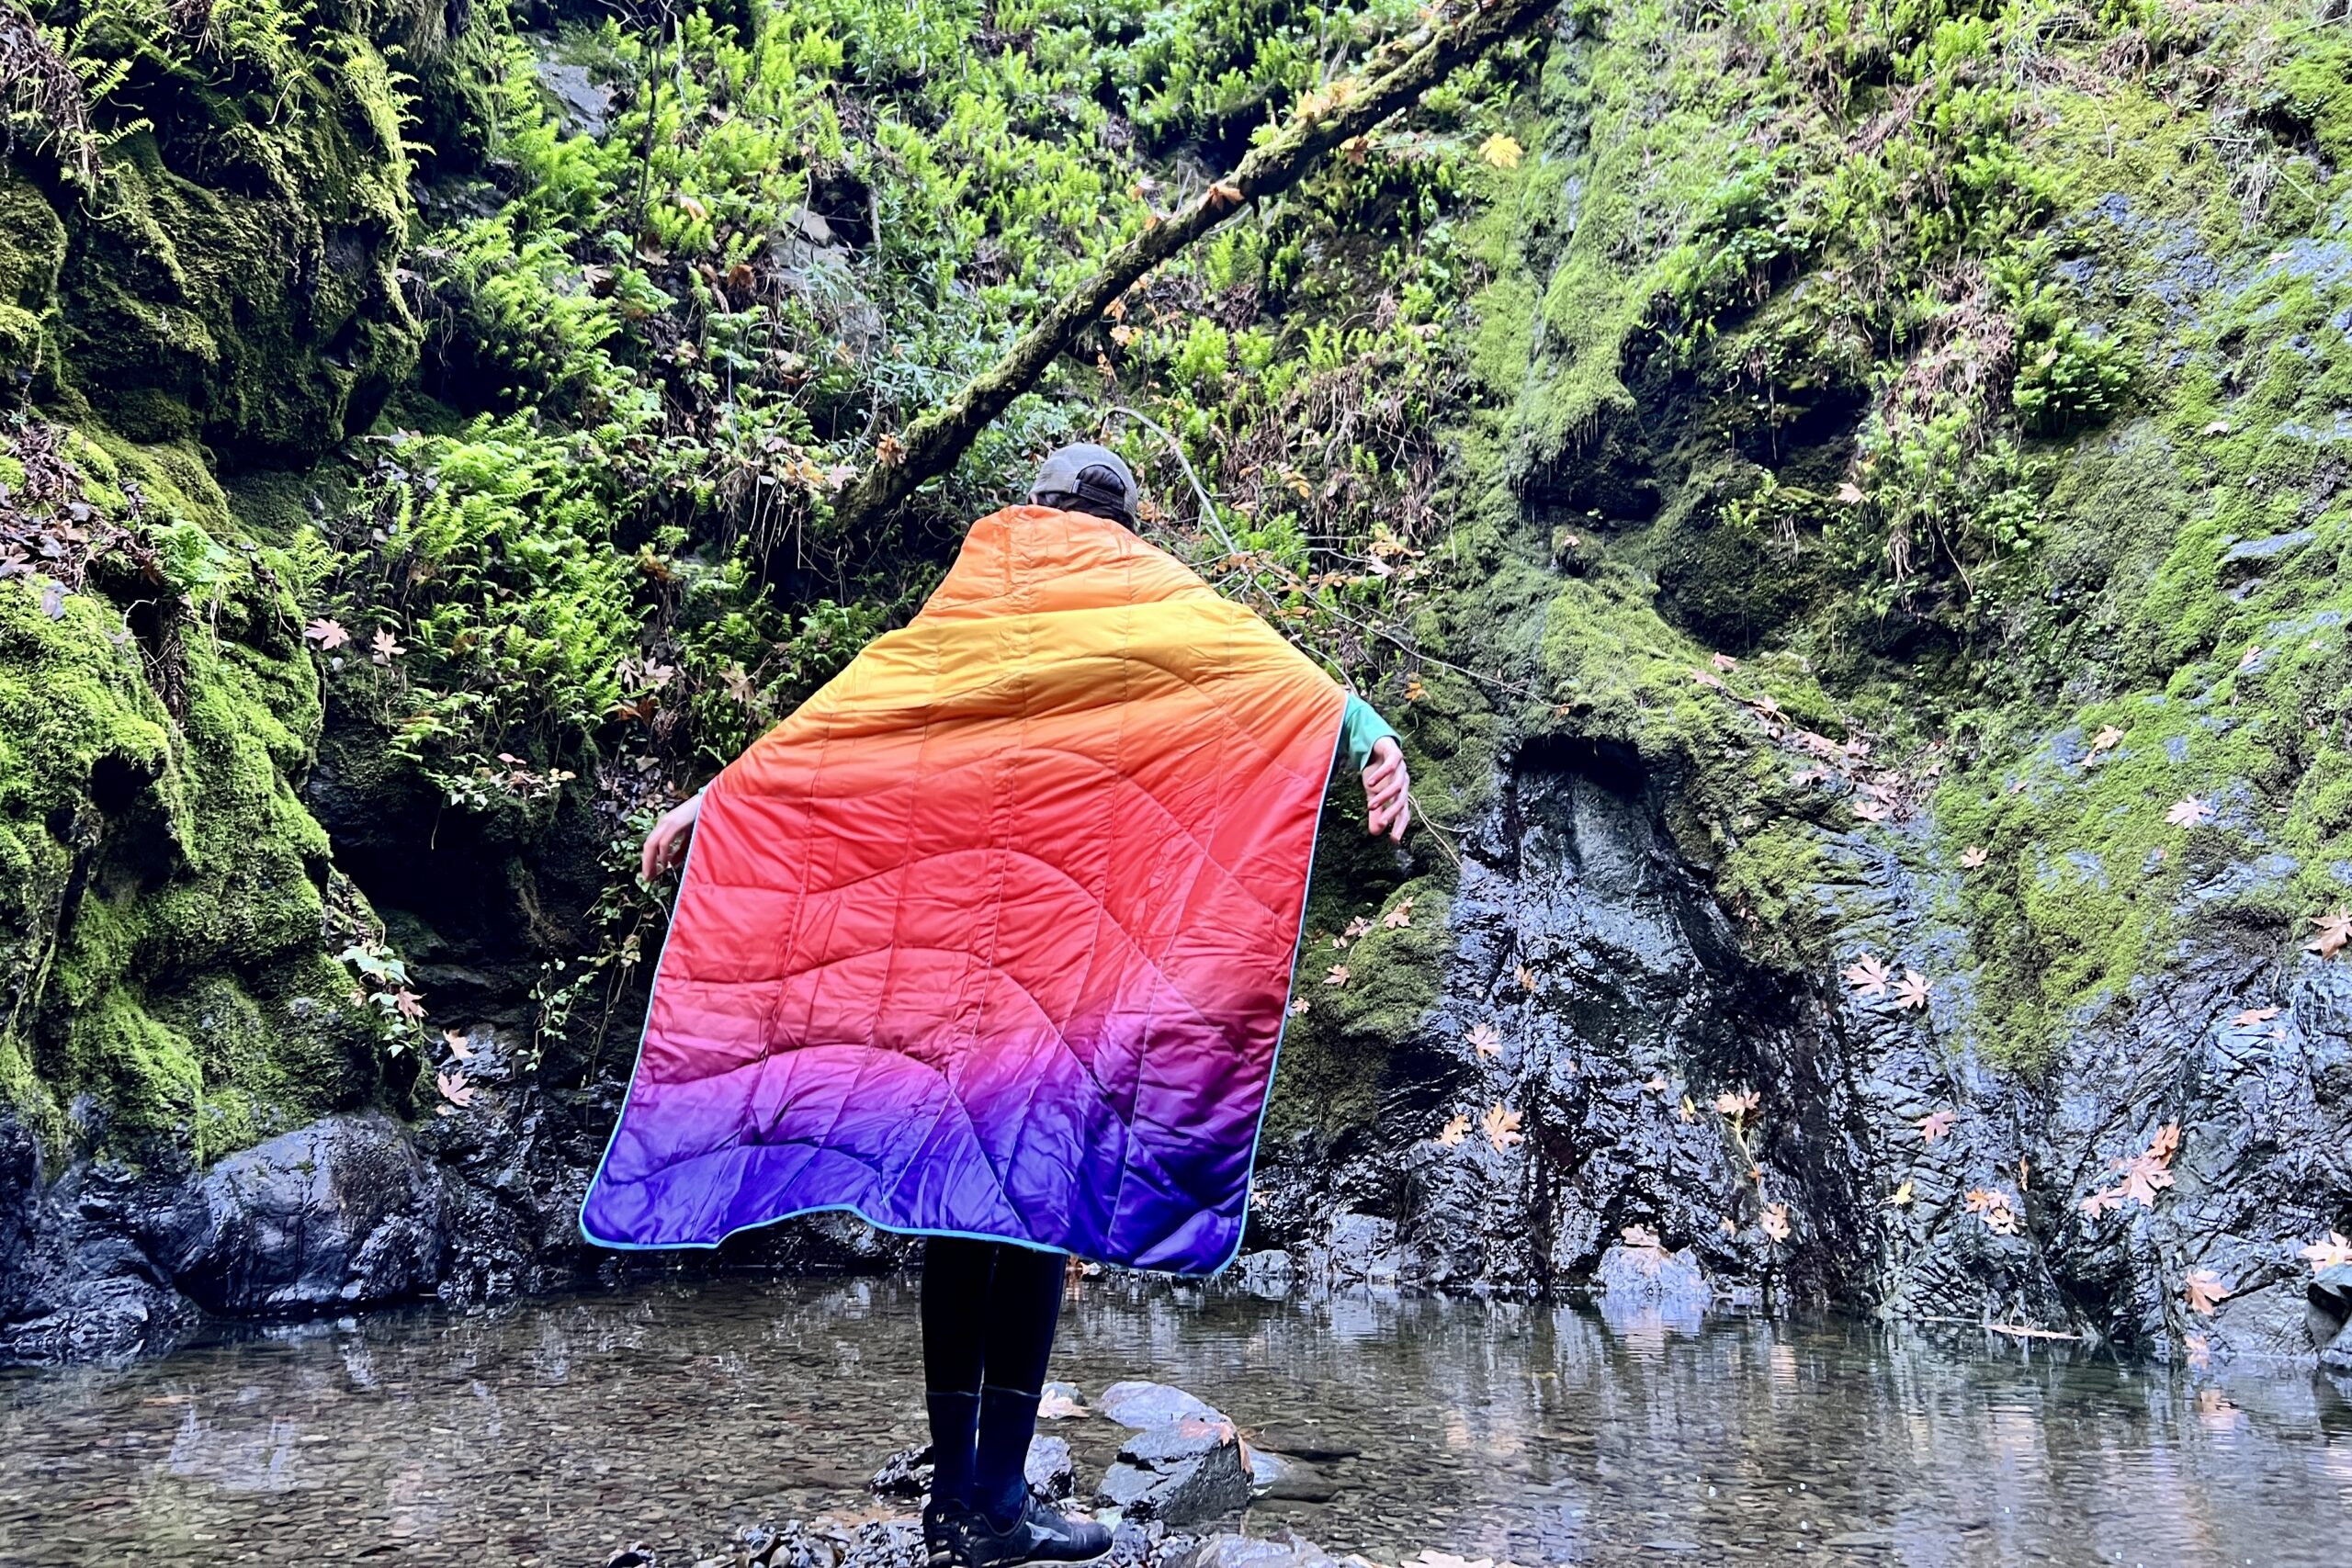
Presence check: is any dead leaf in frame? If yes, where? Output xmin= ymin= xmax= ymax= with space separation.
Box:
xmin=1894 ymin=969 xmax=1932 ymax=1010
xmin=1918 ymin=1109 xmax=1957 ymax=1145
xmin=1760 ymin=1202 xmax=1792 ymax=1243
xmin=1481 ymin=1102 xmax=1524 ymax=1151
xmin=1343 ymin=916 xmax=1374 ymax=942
xmin=2238 ymin=643 xmax=2263 ymax=671
xmin=1959 ymin=845 xmax=1988 ymax=869
xmin=1886 ymin=1179 xmax=1915 ymax=1207
xmin=1515 ymin=964 xmax=1537 ymax=992
xmin=2306 ymin=910 xmax=2352 ymax=959
xmin=1964 ymin=1187 xmax=2021 ymax=1235
xmin=2182 ymin=1268 xmax=2229 ymax=1316
xmin=2231 ymin=1006 xmax=2280 ymax=1026
xmin=1842 ymin=953 xmax=1892 ymax=998
xmin=1621 ymin=1223 xmax=1663 ymax=1251
xmin=391 ymin=987 xmax=424 ymax=1022
xmin=1713 ymin=1087 xmax=1760 ymax=1118
xmin=2300 ymin=1231 xmax=2352 ymax=1274
xmin=2165 ymin=795 xmax=2215 ymax=828
xmin=2079 ymin=1186 xmax=2124 ymax=1217
xmin=371 ymin=628 xmax=405 ymax=664
xmin=442 ymin=1028 xmax=475 ymax=1062
xmin=1690 ymin=666 xmax=1725 ymax=690
xmin=1325 ymin=964 xmax=1351 ymax=987
xmin=435 ymin=1068 xmax=474 ymax=1109
xmin=1478 ymin=133 xmax=1523 ymax=169
xmin=2088 ymin=725 xmax=2124 ymax=757
xmin=1435 ymin=1114 xmax=1470 ymax=1148
xmin=1678 ymin=1095 xmax=1698 ymax=1125
xmin=2115 ymin=1151 xmax=2176 ymax=1207
xmin=304 ymin=617 xmax=350 ymax=650
xmin=1383 ymin=897 xmax=1415 ymax=930
xmin=1710 ymin=652 xmax=1739 ymax=672
xmin=1835 ymin=480 xmax=1866 ymax=504
xmin=1467 ymin=1021 xmax=1503 ymax=1059
xmin=1853 ymin=799 xmax=1891 ymax=823
xmin=1288 ymin=998 xmax=1309 ymax=1016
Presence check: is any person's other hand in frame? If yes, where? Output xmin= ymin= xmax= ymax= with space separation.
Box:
xmin=641 ymin=790 xmax=705 ymax=882
xmin=1363 ymin=737 xmax=1411 ymax=843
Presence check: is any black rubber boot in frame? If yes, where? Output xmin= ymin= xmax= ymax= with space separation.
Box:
xmin=937 ymin=1495 xmax=1112 ymax=1568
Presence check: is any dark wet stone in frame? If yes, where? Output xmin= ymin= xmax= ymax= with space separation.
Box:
xmin=1246 ymin=1449 xmax=1342 ymax=1503
xmin=868 ymin=1442 xmax=933 ymax=1499
xmin=1247 ymin=1423 xmax=1362 ymax=1461
xmin=1027 ymin=1433 xmax=1076 ymax=1499
xmin=1099 ymin=1416 xmax=1252 ymax=1525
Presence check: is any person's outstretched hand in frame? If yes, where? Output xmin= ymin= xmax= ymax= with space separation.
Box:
xmin=1363 ymin=737 xmax=1411 ymax=842
xmin=641 ymin=789 xmax=705 ymax=882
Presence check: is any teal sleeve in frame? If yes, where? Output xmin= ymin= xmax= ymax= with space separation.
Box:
xmin=1338 ymin=694 xmax=1399 ymax=773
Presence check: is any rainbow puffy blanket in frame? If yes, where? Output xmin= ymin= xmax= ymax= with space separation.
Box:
xmin=580 ymin=505 xmax=1347 ymax=1272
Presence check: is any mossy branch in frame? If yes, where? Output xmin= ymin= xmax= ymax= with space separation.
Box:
xmin=826 ymin=0 xmax=1562 ymax=538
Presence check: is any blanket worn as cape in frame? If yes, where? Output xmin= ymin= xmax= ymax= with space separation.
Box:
xmin=580 ymin=505 xmax=1348 ymax=1272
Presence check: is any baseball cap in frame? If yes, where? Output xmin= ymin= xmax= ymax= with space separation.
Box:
xmin=1029 ymin=443 xmax=1139 ymax=526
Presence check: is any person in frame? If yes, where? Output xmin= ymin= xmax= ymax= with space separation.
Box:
xmin=626 ymin=445 xmax=1409 ymax=1568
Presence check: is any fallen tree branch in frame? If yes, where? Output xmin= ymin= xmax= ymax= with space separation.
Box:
xmin=826 ymin=0 xmax=1562 ymax=538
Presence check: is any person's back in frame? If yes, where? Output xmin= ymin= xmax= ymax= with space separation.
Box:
xmin=608 ymin=443 xmax=1408 ymax=1567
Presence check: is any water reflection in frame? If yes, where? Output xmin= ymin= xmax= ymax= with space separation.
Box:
xmin=0 ymin=1278 xmax=2346 ymax=1565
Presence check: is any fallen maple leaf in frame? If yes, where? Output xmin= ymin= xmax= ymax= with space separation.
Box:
xmin=1340 ymin=917 xmax=1372 ymax=942
xmin=1325 ymin=964 xmax=1351 ymax=987
xmin=1835 ymin=480 xmax=1867 ymax=504
xmin=2182 ymin=1268 xmax=2229 ymax=1316
xmin=1383 ymin=897 xmax=1415 ymax=930
xmin=1467 ymin=1021 xmax=1503 ymax=1059
xmin=2115 ymin=1151 xmax=2176 ymax=1208
xmin=435 ymin=1068 xmax=474 ymax=1108
xmin=1886 ymin=1179 xmax=1915 ymax=1207
xmin=2300 ymin=1231 xmax=2352 ymax=1274
xmin=304 ymin=617 xmax=350 ymax=650
xmin=2079 ymin=1186 xmax=2124 ymax=1217
xmin=1853 ymin=799 xmax=1891 ymax=823
xmin=1678 ymin=1095 xmax=1698 ymax=1125
xmin=2238 ymin=642 xmax=2263 ymax=671
xmin=1842 ymin=953 xmax=1892 ymax=998
xmin=1919 ymin=1109 xmax=1957 ymax=1145
xmin=1710 ymin=652 xmax=1739 ymax=671
xmin=1036 ymin=1388 xmax=1087 ymax=1419
xmin=1959 ymin=845 xmax=1989 ymax=869
xmin=1482 ymin=1102 xmax=1524 ymax=1151
xmin=2307 ymin=910 xmax=2352 ymax=959
xmin=1288 ymin=998 xmax=1309 ymax=1016
xmin=1435 ymin=1113 xmax=1470 ymax=1148
xmin=391 ymin=987 xmax=425 ymax=1022
xmin=1621 ymin=1223 xmax=1663 ymax=1252
xmin=442 ymin=1028 xmax=475 ymax=1062
xmin=1713 ymin=1088 xmax=1760 ymax=1120
xmin=2088 ymin=725 xmax=2124 ymax=756
xmin=1477 ymin=133 xmax=1523 ymax=169
xmin=1761 ymin=1202 xmax=1792 ymax=1243
xmin=371 ymin=628 xmax=405 ymax=664
xmin=1690 ymin=666 xmax=1725 ymax=690
xmin=1894 ymin=969 xmax=1932 ymax=1010
xmin=1515 ymin=964 xmax=1537 ymax=992
xmin=2165 ymin=795 xmax=2215 ymax=828
xmin=2231 ymin=1006 xmax=2280 ymax=1027
xmin=2147 ymin=1122 xmax=2180 ymax=1162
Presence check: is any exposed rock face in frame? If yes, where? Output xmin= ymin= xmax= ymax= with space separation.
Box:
xmin=1097 ymin=1416 xmax=1253 ymax=1527
xmin=1251 ymin=739 xmax=2352 ymax=1363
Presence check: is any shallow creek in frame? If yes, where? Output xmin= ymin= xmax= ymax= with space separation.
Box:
xmin=3 ymin=1276 xmax=2347 ymax=1565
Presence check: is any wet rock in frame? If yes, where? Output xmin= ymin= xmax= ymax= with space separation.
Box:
xmin=1100 ymin=1381 xmax=1226 ymax=1428
xmin=1172 ymin=1531 xmax=1342 ymax=1568
xmin=1039 ymin=1379 xmax=1091 ymax=1417
xmin=1594 ymin=1241 xmax=1711 ymax=1309
xmin=868 ymin=1442 xmax=933 ymax=1499
xmin=1026 ymin=1433 xmax=1076 ymax=1499
xmin=534 ymin=61 xmax=616 ymax=138
xmin=144 ymin=1113 xmax=446 ymax=1315
xmin=1098 ymin=1416 xmax=1252 ymax=1525
xmin=1233 ymin=1250 xmax=1295 ymax=1296
xmin=1244 ymin=1449 xmax=1342 ymax=1503
xmin=1246 ymin=1423 xmax=1361 ymax=1461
